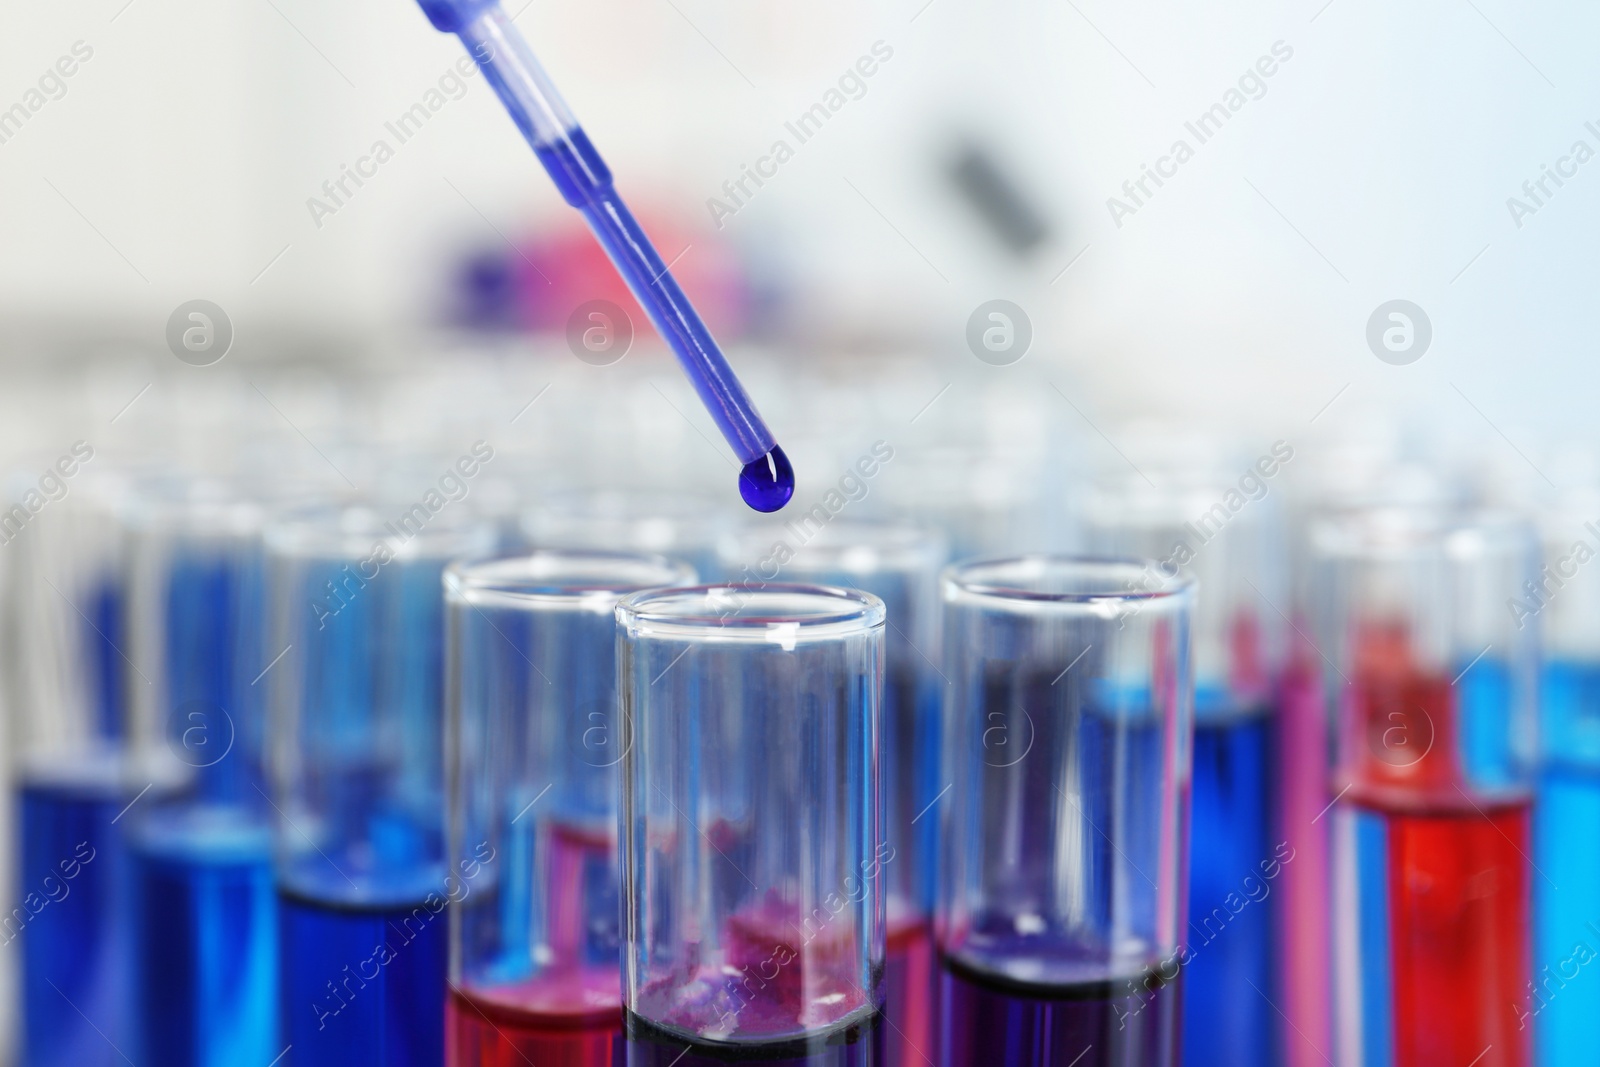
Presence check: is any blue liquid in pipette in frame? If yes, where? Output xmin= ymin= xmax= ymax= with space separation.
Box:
xmin=130 ymin=807 xmax=277 ymax=1066
xmin=1535 ymin=659 xmax=1600 ymax=1066
xmin=1183 ymin=703 xmax=1279 ymax=1067
xmin=17 ymin=768 xmax=129 ymax=1067
xmin=531 ymin=130 xmax=791 ymax=512
xmin=279 ymin=886 xmax=447 ymax=1067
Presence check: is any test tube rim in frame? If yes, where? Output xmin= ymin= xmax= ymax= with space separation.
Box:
xmin=444 ymin=548 xmax=696 ymax=610
xmin=118 ymin=475 xmax=263 ymax=539
xmin=264 ymin=501 xmax=495 ymax=561
xmin=616 ymin=581 xmax=886 ymax=642
xmin=942 ymin=554 xmax=1193 ymax=611
xmin=1085 ymin=475 xmax=1278 ymax=532
xmin=1309 ymin=505 xmax=1536 ymax=563
xmin=718 ymin=519 xmax=946 ymax=576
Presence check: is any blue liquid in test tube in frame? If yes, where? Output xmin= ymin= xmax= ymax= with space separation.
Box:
xmin=1531 ymin=494 xmax=1600 ymax=1066
xmin=5 ymin=471 xmax=132 ymax=1067
xmin=1537 ymin=659 xmax=1600 ymax=1063
xmin=265 ymin=506 xmax=494 ymax=1067
xmin=1088 ymin=480 xmax=1287 ymax=1067
xmin=412 ymin=0 xmax=793 ymax=513
xmin=122 ymin=487 xmax=278 ymax=1066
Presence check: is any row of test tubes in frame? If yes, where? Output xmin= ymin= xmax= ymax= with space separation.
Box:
xmin=0 ymin=357 xmax=1590 ymax=1067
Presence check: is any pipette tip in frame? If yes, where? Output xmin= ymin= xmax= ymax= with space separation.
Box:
xmin=738 ymin=446 xmax=795 ymax=513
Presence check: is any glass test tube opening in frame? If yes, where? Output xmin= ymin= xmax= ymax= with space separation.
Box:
xmin=1085 ymin=477 xmax=1288 ymax=1067
xmin=265 ymin=504 xmax=494 ymax=1067
xmin=938 ymin=557 xmax=1192 ymax=1067
xmin=1312 ymin=508 xmax=1537 ymax=1067
xmin=617 ymin=584 xmax=886 ymax=1066
xmin=718 ymin=522 xmax=944 ymax=1067
xmin=444 ymin=550 xmax=696 ymax=1066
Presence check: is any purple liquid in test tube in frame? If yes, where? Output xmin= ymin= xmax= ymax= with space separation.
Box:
xmin=617 ymin=584 xmax=887 ymax=1065
xmin=413 ymin=0 xmax=793 ymax=514
xmin=938 ymin=558 xmax=1193 ymax=1067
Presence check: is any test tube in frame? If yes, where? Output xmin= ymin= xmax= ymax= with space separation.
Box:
xmin=443 ymin=550 xmax=695 ymax=1065
xmin=718 ymin=522 xmax=944 ymax=1067
xmin=522 ymin=490 xmax=734 ymax=580
xmin=1531 ymin=489 xmax=1600 ymax=1065
xmin=938 ymin=558 xmax=1191 ymax=1067
xmin=122 ymin=481 xmax=276 ymax=1065
xmin=1085 ymin=478 xmax=1286 ymax=1067
xmin=265 ymin=505 xmax=494 ymax=1067
xmin=617 ymin=584 xmax=885 ymax=1066
xmin=1278 ymin=454 xmax=1460 ymax=1067
xmin=1313 ymin=508 xmax=1536 ymax=1066
xmin=1 ymin=458 xmax=134 ymax=1067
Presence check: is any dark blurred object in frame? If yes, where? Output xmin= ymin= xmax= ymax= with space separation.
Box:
xmin=454 ymin=249 xmax=523 ymax=332
xmin=946 ymin=140 xmax=1051 ymax=257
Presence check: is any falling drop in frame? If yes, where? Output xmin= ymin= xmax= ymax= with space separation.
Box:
xmin=738 ymin=446 xmax=795 ymax=513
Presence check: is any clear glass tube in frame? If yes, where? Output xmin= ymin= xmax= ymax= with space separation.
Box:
xmin=1085 ymin=478 xmax=1285 ymax=1067
xmin=938 ymin=557 xmax=1192 ymax=1067
xmin=442 ymin=550 xmax=695 ymax=1065
xmin=1532 ymin=488 xmax=1600 ymax=1062
xmin=121 ymin=480 xmax=276 ymax=1065
xmin=617 ymin=584 xmax=886 ymax=1066
xmin=1312 ymin=508 xmax=1537 ymax=1066
xmin=265 ymin=504 xmax=493 ymax=1067
xmin=522 ymin=490 xmax=734 ymax=580
xmin=718 ymin=521 xmax=943 ymax=1067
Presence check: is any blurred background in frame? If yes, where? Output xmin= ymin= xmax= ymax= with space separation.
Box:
xmin=2 ymin=0 xmax=1596 ymax=434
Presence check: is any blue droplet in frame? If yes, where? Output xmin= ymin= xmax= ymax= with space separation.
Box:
xmin=739 ymin=446 xmax=795 ymax=513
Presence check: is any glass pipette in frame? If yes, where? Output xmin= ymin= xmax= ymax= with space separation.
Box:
xmin=415 ymin=0 xmax=794 ymax=512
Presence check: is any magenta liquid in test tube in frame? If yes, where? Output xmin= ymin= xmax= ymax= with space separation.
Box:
xmin=938 ymin=558 xmax=1192 ymax=1067
xmin=718 ymin=522 xmax=945 ymax=1067
xmin=617 ymin=584 xmax=886 ymax=1066
xmin=443 ymin=550 xmax=696 ymax=1066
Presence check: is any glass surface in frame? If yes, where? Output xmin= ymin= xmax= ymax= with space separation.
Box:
xmin=445 ymin=550 xmax=695 ymax=1067
xmin=265 ymin=504 xmax=493 ymax=1067
xmin=937 ymin=557 xmax=1192 ymax=1067
xmin=720 ymin=522 xmax=943 ymax=1067
xmin=617 ymin=584 xmax=885 ymax=1061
